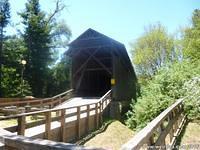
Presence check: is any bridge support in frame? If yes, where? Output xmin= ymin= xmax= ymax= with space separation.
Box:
xmin=109 ymin=101 xmax=122 ymax=119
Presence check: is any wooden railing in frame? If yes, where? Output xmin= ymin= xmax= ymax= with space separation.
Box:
xmin=0 ymin=129 xmax=84 ymax=150
xmin=0 ymin=89 xmax=74 ymax=110
xmin=121 ymin=98 xmax=186 ymax=150
xmin=0 ymin=90 xmax=112 ymax=143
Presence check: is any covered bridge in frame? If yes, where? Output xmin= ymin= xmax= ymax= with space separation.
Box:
xmin=67 ymin=28 xmax=137 ymax=102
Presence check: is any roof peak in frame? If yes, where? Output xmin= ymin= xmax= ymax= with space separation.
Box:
xmin=69 ymin=28 xmax=124 ymax=47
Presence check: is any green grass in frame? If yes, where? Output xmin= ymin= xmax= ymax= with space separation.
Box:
xmin=84 ymin=120 xmax=134 ymax=150
xmin=0 ymin=112 xmax=58 ymax=128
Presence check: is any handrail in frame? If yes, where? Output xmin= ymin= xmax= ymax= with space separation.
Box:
xmin=121 ymin=97 xmax=187 ymax=150
xmin=0 ymin=90 xmax=112 ymax=140
xmin=0 ymin=89 xmax=74 ymax=109
xmin=0 ymin=90 xmax=112 ymax=120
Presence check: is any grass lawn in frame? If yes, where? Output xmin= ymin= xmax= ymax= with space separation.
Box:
xmin=0 ymin=112 xmax=57 ymax=128
xmin=178 ymin=122 xmax=200 ymax=145
xmin=84 ymin=120 xmax=134 ymax=150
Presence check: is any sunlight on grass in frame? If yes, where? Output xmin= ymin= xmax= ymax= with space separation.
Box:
xmin=84 ymin=120 xmax=134 ymax=150
xmin=180 ymin=122 xmax=200 ymax=144
xmin=0 ymin=112 xmax=58 ymax=128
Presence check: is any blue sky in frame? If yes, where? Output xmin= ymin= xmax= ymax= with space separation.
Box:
xmin=8 ymin=0 xmax=200 ymax=52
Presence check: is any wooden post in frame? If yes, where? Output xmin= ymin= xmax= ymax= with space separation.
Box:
xmin=147 ymin=135 xmax=154 ymax=146
xmin=59 ymin=96 xmax=62 ymax=104
xmin=100 ymin=101 xmax=103 ymax=126
xmin=77 ymin=106 xmax=81 ymax=139
xmin=45 ymin=111 xmax=51 ymax=140
xmin=18 ymin=116 xmax=26 ymax=136
xmin=50 ymin=99 xmax=54 ymax=108
xmin=40 ymin=101 xmax=43 ymax=109
xmin=159 ymin=122 xmax=166 ymax=146
xmin=173 ymin=109 xmax=178 ymax=133
xmin=105 ymin=99 xmax=108 ymax=107
xmin=95 ymin=103 xmax=99 ymax=129
xmin=168 ymin=113 xmax=174 ymax=142
xmin=86 ymin=105 xmax=90 ymax=133
xmin=60 ymin=109 xmax=66 ymax=142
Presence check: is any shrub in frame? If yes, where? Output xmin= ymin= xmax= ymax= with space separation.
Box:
xmin=183 ymin=77 xmax=200 ymax=120
xmin=126 ymin=61 xmax=200 ymax=130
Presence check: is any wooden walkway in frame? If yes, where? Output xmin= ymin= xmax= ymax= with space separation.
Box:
xmin=0 ymin=90 xmax=112 ymax=149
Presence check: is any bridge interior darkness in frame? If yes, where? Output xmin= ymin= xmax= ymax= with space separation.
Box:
xmin=70 ymin=46 xmax=112 ymax=97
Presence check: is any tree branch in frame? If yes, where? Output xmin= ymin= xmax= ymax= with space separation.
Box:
xmin=46 ymin=0 xmax=65 ymax=24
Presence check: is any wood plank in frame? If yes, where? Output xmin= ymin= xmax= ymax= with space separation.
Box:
xmin=73 ymin=48 xmax=100 ymax=78
xmin=155 ymin=111 xmax=182 ymax=146
xmin=3 ymin=135 xmax=84 ymax=150
xmin=45 ymin=112 xmax=51 ymax=140
xmin=100 ymin=101 xmax=103 ymax=125
xmin=121 ymin=98 xmax=184 ymax=150
xmin=60 ymin=109 xmax=66 ymax=142
xmin=95 ymin=103 xmax=99 ymax=129
xmin=77 ymin=107 xmax=81 ymax=139
xmin=17 ymin=116 xmax=26 ymax=136
xmin=86 ymin=105 xmax=90 ymax=133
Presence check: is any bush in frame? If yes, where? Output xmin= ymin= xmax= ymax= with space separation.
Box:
xmin=183 ymin=77 xmax=200 ymax=120
xmin=126 ymin=61 xmax=200 ymax=130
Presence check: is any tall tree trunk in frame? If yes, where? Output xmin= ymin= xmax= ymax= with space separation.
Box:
xmin=0 ymin=27 xmax=3 ymax=97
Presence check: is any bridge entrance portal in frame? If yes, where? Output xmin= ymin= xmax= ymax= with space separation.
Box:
xmin=67 ymin=28 xmax=137 ymax=101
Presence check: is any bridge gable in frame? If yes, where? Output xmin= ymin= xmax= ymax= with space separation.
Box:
xmin=66 ymin=29 xmax=137 ymax=101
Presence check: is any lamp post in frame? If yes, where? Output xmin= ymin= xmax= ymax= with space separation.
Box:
xmin=21 ymin=60 xmax=27 ymax=97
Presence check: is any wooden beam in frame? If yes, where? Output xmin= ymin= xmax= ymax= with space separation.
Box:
xmin=60 ymin=109 xmax=66 ymax=142
xmin=77 ymin=107 xmax=81 ymax=139
xmin=95 ymin=103 xmax=99 ymax=129
xmin=18 ymin=116 xmax=25 ymax=136
xmin=85 ymin=67 xmax=112 ymax=71
xmin=84 ymin=50 xmax=112 ymax=75
xmin=76 ymin=65 xmax=86 ymax=90
xmin=86 ymin=105 xmax=90 ymax=133
xmin=73 ymin=48 xmax=100 ymax=78
xmin=45 ymin=112 xmax=51 ymax=140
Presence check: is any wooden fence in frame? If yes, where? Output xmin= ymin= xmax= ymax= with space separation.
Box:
xmin=0 ymin=90 xmax=112 ymax=145
xmin=121 ymin=98 xmax=186 ymax=150
xmin=0 ymin=89 xmax=74 ymax=113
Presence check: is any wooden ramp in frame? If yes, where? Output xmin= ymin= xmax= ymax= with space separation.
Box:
xmin=55 ymin=97 xmax=101 ymax=109
xmin=0 ymin=90 xmax=112 ymax=146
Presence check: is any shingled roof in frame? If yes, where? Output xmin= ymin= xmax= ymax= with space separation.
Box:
xmin=67 ymin=28 xmax=134 ymax=73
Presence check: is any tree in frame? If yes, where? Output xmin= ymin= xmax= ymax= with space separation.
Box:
xmin=131 ymin=23 xmax=175 ymax=77
xmin=20 ymin=0 xmax=54 ymax=97
xmin=2 ymin=36 xmax=32 ymax=97
xmin=183 ymin=9 xmax=200 ymax=61
xmin=0 ymin=0 xmax=10 ymax=97
xmin=20 ymin=0 xmax=71 ymax=97
xmin=46 ymin=54 xmax=71 ymax=96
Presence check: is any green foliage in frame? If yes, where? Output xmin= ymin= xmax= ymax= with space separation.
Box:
xmin=46 ymin=55 xmax=71 ymax=96
xmin=126 ymin=61 xmax=200 ymax=130
xmin=131 ymin=23 xmax=176 ymax=77
xmin=0 ymin=0 xmax=10 ymax=28
xmin=0 ymin=0 xmax=10 ymax=97
xmin=1 ymin=37 xmax=32 ymax=97
xmin=2 ymin=66 xmax=32 ymax=97
xmin=183 ymin=77 xmax=200 ymax=120
xmin=19 ymin=0 xmax=52 ymax=97
xmin=183 ymin=9 xmax=200 ymax=61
